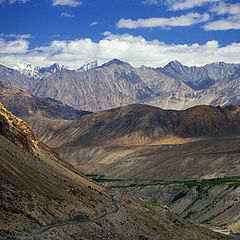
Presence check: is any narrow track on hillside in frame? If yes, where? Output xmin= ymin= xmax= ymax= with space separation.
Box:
xmin=22 ymin=195 xmax=120 ymax=240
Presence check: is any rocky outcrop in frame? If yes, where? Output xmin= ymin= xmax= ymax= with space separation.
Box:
xmin=0 ymin=102 xmax=38 ymax=153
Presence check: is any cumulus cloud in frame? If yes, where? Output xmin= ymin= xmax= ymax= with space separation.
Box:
xmin=52 ymin=0 xmax=82 ymax=7
xmin=165 ymin=0 xmax=219 ymax=11
xmin=0 ymin=33 xmax=240 ymax=69
xmin=0 ymin=38 xmax=29 ymax=54
xmin=117 ymin=12 xmax=209 ymax=29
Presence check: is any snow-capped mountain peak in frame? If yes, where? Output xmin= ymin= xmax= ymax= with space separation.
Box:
xmin=13 ymin=63 xmax=69 ymax=81
xmin=38 ymin=63 xmax=68 ymax=74
xmin=76 ymin=60 xmax=98 ymax=72
xmin=13 ymin=64 xmax=41 ymax=80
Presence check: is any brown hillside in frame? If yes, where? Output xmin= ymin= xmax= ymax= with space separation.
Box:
xmin=45 ymin=104 xmax=240 ymax=148
xmin=0 ymin=102 xmax=231 ymax=240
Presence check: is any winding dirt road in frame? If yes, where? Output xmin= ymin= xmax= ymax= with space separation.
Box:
xmin=22 ymin=195 xmax=120 ymax=240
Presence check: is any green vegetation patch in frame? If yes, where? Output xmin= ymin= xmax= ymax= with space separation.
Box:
xmin=107 ymin=176 xmax=240 ymax=189
xmin=85 ymin=174 xmax=124 ymax=183
xmin=92 ymin=177 xmax=124 ymax=183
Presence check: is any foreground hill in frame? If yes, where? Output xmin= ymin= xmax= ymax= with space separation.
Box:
xmin=0 ymin=102 xmax=229 ymax=239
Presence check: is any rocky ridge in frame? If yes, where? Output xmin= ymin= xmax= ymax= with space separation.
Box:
xmin=31 ymin=60 xmax=240 ymax=111
xmin=2 ymin=59 xmax=240 ymax=112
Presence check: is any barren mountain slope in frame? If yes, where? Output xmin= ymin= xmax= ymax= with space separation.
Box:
xmin=34 ymin=104 xmax=240 ymax=182
xmin=31 ymin=60 xmax=154 ymax=111
xmin=0 ymin=102 xmax=229 ymax=240
xmin=31 ymin=59 xmax=191 ymax=112
xmin=162 ymin=61 xmax=240 ymax=90
xmin=44 ymin=104 xmax=240 ymax=147
xmin=142 ymin=74 xmax=240 ymax=110
xmin=117 ymin=180 xmax=240 ymax=235
xmin=0 ymin=64 xmax=34 ymax=91
xmin=135 ymin=65 xmax=192 ymax=94
xmin=29 ymin=103 xmax=240 ymax=237
xmin=2 ymin=60 xmax=240 ymax=112
xmin=0 ymin=102 xmax=112 ymax=238
xmin=0 ymin=81 xmax=91 ymax=120
xmin=29 ymin=60 xmax=240 ymax=111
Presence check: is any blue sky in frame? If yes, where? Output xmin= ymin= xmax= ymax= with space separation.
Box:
xmin=0 ymin=0 xmax=240 ymax=68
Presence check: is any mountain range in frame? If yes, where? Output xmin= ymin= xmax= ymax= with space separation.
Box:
xmin=13 ymin=62 xmax=68 ymax=81
xmin=13 ymin=61 xmax=99 ymax=81
xmin=1 ymin=59 xmax=240 ymax=112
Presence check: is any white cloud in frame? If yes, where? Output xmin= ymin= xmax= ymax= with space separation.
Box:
xmin=9 ymin=0 xmax=29 ymax=3
xmin=0 ymin=38 xmax=29 ymax=54
xmin=61 ymin=12 xmax=75 ymax=17
xmin=210 ymin=2 xmax=240 ymax=15
xmin=142 ymin=0 xmax=161 ymax=5
xmin=90 ymin=21 xmax=100 ymax=26
xmin=165 ymin=0 xmax=219 ymax=11
xmin=203 ymin=1 xmax=240 ymax=30
xmin=0 ymin=34 xmax=240 ymax=69
xmin=117 ymin=12 xmax=209 ymax=29
xmin=0 ymin=33 xmax=32 ymax=39
xmin=102 ymin=31 xmax=112 ymax=36
xmin=0 ymin=0 xmax=30 ymax=4
xmin=204 ymin=14 xmax=240 ymax=30
xmin=52 ymin=0 xmax=82 ymax=7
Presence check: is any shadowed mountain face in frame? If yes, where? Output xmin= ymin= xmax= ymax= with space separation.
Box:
xmin=0 ymin=103 xmax=231 ymax=240
xmin=0 ymin=81 xmax=91 ymax=120
xmin=44 ymin=104 xmax=240 ymax=148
